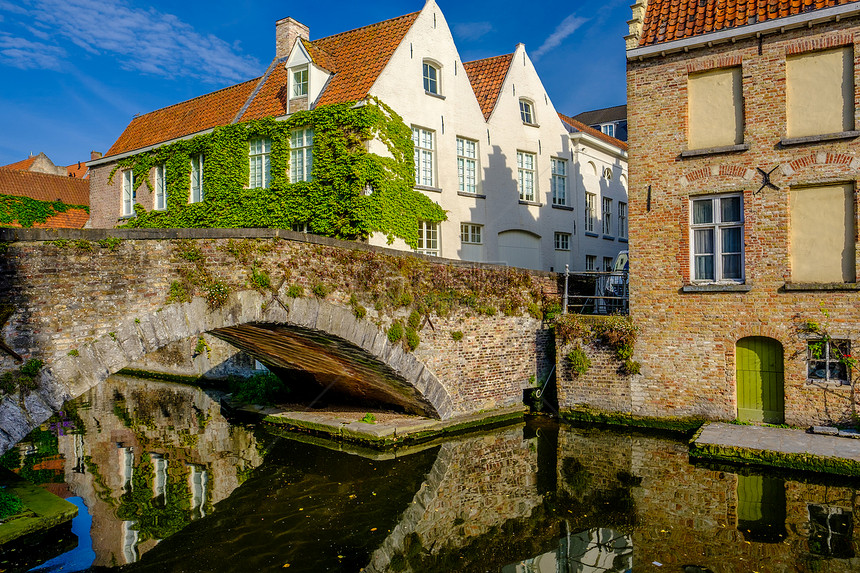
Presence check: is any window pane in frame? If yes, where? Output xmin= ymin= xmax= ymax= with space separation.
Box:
xmin=721 ymin=196 xmax=742 ymax=222
xmin=722 ymin=226 xmax=742 ymax=253
xmin=695 ymin=255 xmax=715 ymax=280
xmin=722 ymin=254 xmax=742 ymax=279
xmin=693 ymin=199 xmax=713 ymax=224
xmin=694 ymin=229 xmax=714 ymax=255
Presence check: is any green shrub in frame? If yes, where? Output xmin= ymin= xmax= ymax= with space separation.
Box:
xmin=229 ymin=372 xmax=287 ymax=406
xmin=312 ymin=283 xmax=330 ymax=298
xmin=0 ymin=489 xmax=23 ymax=520
xmin=388 ymin=321 xmax=404 ymax=343
xmin=405 ymin=327 xmax=419 ymax=351
xmin=20 ymin=359 xmax=43 ymax=377
xmin=167 ymin=280 xmax=190 ymax=304
xmin=407 ymin=310 xmax=421 ymax=330
xmin=359 ymin=413 xmax=377 ymax=424
xmin=97 ymin=237 xmax=123 ymax=250
xmin=249 ymin=265 xmax=271 ymax=292
xmin=398 ymin=291 xmax=413 ymax=307
xmin=527 ymin=302 xmax=543 ymax=320
xmin=176 ymin=240 xmax=202 ymax=262
xmin=451 ymin=331 xmax=463 ymax=341
xmin=73 ymin=239 xmax=93 ymax=251
xmin=287 ymin=284 xmax=304 ymax=298
xmin=67 ymin=349 xmax=79 ymax=357
xmin=567 ymin=346 xmax=591 ymax=376
xmin=622 ymin=359 xmax=641 ymax=375
xmin=205 ymin=281 xmax=230 ymax=309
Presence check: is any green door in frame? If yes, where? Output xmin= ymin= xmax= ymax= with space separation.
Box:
xmin=737 ymin=337 xmax=784 ymax=424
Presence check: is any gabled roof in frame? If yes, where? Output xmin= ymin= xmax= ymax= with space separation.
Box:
xmin=66 ymin=162 xmax=88 ymax=179
xmin=104 ymin=11 xmax=421 ymax=159
xmin=0 ymin=169 xmax=90 ymax=205
xmin=571 ymin=105 xmax=627 ymax=127
xmin=640 ymin=0 xmax=860 ymax=47
xmin=2 ymin=156 xmax=37 ymax=171
xmin=463 ymin=53 xmax=514 ymax=121
xmin=558 ymin=113 xmax=628 ymax=152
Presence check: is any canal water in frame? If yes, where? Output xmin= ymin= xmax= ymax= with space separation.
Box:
xmin=3 ymin=374 xmax=860 ymax=572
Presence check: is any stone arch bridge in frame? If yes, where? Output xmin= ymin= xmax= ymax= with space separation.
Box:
xmin=0 ymin=228 xmax=557 ymax=453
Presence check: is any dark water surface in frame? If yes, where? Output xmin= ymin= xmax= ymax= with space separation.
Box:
xmin=4 ymin=375 xmax=860 ymax=572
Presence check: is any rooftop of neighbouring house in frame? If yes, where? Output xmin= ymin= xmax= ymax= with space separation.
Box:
xmin=639 ymin=0 xmax=860 ymax=47
xmin=570 ymin=105 xmax=627 ymax=127
xmin=558 ymin=113 xmax=628 ymax=152
xmin=0 ymin=169 xmax=90 ymax=228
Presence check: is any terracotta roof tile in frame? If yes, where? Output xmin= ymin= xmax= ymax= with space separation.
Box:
xmin=28 ymin=208 xmax=89 ymax=229
xmin=463 ymin=53 xmax=514 ymax=121
xmin=640 ymin=0 xmax=860 ymax=47
xmin=0 ymin=169 xmax=90 ymax=205
xmin=558 ymin=113 xmax=629 ymax=152
xmin=1 ymin=157 xmax=37 ymax=171
xmin=66 ymin=162 xmax=88 ymax=179
xmin=105 ymin=78 xmax=260 ymax=157
xmin=238 ymin=61 xmax=290 ymax=122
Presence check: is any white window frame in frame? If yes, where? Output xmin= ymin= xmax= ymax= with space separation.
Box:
xmin=290 ymin=128 xmax=313 ymax=183
xmin=154 ymin=164 xmax=165 ymax=211
xmin=551 ymin=158 xmax=567 ymax=205
xmin=585 ymin=255 xmax=596 ymax=271
xmin=423 ymin=61 xmax=440 ymax=95
xmin=417 ymin=220 xmax=439 ymax=256
xmin=190 ymin=154 xmax=204 ymax=203
xmin=456 ymin=137 xmax=478 ymax=194
xmin=603 ymin=197 xmax=612 ymax=236
xmin=249 ymin=137 xmax=271 ymax=188
xmin=807 ymin=339 xmax=850 ymax=384
xmin=585 ymin=193 xmax=597 ymax=233
xmin=618 ymin=202 xmax=628 ymax=239
xmin=519 ymin=99 xmax=535 ymax=124
xmin=291 ymin=222 xmax=310 ymax=233
xmin=517 ymin=151 xmax=536 ymax=202
xmin=292 ymin=67 xmax=308 ymax=98
xmin=601 ymin=123 xmax=615 ymax=137
xmin=554 ymin=232 xmax=570 ymax=251
xmin=413 ymin=127 xmax=435 ymax=188
xmin=690 ymin=193 xmax=745 ymax=283
xmin=460 ymin=223 xmax=483 ymax=245
xmin=122 ymin=169 xmax=134 ymax=216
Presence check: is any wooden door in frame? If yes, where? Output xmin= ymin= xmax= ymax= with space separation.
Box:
xmin=737 ymin=337 xmax=784 ymax=424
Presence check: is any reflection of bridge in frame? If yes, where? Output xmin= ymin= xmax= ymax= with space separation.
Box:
xmin=0 ymin=228 xmax=557 ymax=453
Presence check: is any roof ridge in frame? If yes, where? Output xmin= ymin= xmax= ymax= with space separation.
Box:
xmin=232 ymin=57 xmax=287 ymax=123
xmin=558 ymin=113 xmax=628 ymax=151
xmin=311 ymin=11 xmax=421 ymax=45
xmin=463 ymin=52 xmax=516 ymax=66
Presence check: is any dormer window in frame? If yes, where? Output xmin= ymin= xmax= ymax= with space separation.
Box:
xmin=519 ymin=99 xmax=534 ymax=124
xmin=292 ymin=67 xmax=308 ymax=98
xmin=423 ymin=61 xmax=440 ymax=95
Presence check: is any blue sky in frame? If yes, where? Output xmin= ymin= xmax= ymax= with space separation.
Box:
xmin=0 ymin=0 xmax=630 ymax=167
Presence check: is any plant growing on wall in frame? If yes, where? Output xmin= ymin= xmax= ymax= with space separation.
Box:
xmin=111 ymin=98 xmax=446 ymax=247
xmin=555 ymin=314 xmax=641 ymax=376
xmin=0 ymin=196 xmax=88 ymax=228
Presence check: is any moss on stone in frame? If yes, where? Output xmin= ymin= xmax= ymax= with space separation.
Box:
xmin=560 ymin=406 xmax=706 ymax=434
xmin=689 ymin=441 xmax=860 ymax=477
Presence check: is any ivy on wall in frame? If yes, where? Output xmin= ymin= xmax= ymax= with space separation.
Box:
xmin=113 ymin=98 xmax=446 ymax=248
xmin=0 ymin=195 xmax=88 ymax=228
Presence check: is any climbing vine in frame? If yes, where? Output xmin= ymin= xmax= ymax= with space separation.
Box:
xmin=112 ymin=98 xmax=446 ymax=247
xmin=0 ymin=195 xmax=88 ymax=228
xmin=555 ymin=314 xmax=641 ymax=375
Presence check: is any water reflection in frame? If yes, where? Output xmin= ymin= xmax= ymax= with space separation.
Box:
xmin=4 ymin=375 xmax=860 ymax=572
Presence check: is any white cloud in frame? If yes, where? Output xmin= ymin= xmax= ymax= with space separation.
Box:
xmin=532 ymin=14 xmax=588 ymax=61
xmin=453 ymin=22 xmax=493 ymax=41
xmin=0 ymin=0 xmax=260 ymax=83
xmin=0 ymin=34 xmax=65 ymax=70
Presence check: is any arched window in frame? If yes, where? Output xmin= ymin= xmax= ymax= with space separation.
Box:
xmin=519 ymin=99 xmax=535 ymax=124
xmin=423 ymin=61 xmax=440 ymax=95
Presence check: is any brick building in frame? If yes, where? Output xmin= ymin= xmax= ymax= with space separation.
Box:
xmin=626 ymin=0 xmax=860 ymax=426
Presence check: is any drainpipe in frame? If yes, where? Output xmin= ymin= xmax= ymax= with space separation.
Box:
xmin=563 ymin=264 xmax=569 ymax=315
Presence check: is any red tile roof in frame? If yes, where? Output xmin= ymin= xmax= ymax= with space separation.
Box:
xmin=463 ymin=54 xmax=514 ymax=121
xmin=0 ymin=169 xmax=90 ymax=205
xmin=640 ymin=0 xmax=860 ymax=47
xmin=66 ymin=162 xmax=88 ymax=179
xmin=558 ymin=113 xmax=629 ymax=152
xmin=2 ymin=157 xmax=37 ymax=171
xmin=105 ymin=11 xmax=421 ymax=158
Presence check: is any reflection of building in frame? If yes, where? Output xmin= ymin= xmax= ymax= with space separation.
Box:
xmin=503 ymin=527 xmax=632 ymax=573
xmin=626 ymin=0 xmax=860 ymax=426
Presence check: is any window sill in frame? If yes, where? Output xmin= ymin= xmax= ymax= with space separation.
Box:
xmin=518 ymin=200 xmax=542 ymax=207
xmin=551 ymin=204 xmax=573 ymax=211
xmin=806 ymin=379 xmax=851 ymax=388
xmin=618 ymin=238 xmax=628 ymax=243
xmin=425 ymin=91 xmax=446 ymax=100
xmin=414 ymin=185 xmax=443 ymax=193
xmin=780 ymin=131 xmax=860 ymax=147
xmin=522 ymin=122 xmax=540 ymax=128
xmin=682 ymin=283 xmax=752 ymax=293
xmin=119 ymin=214 xmax=136 ymax=220
xmin=602 ymin=235 xmax=615 ymax=241
xmin=679 ymin=143 xmax=749 ymax=158
xmin=457 ymin=191 xmax=486 ymax=199
xmin=782 ymin=282 xmax=860 ymax=291
xmin=584 ymin=231 xmax=599 ymax=238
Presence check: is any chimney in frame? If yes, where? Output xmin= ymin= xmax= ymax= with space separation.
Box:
xmin=276 ymin=17 xmax=309 ymax=60
xmin=90 ymin=151 xmax=102 ymax=160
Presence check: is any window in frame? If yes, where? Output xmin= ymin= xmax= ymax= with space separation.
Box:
xmin=121 ymin=170 xmax=134 ymax=216
xmin=603 ymin=167 xmax=613 ymax=181
xmin=417 ymin=220 xmax=439 ymax=256
xmin=190 ymin=154 xmax=204 ymax=203
xmin=808 ymin=505 xmax=854 ymax=558
xmin=787 ymin=47 xmax=854 ymax=137
xmin=618 ymin=202 xmax=628 ymax=239
xmin=457 ymin=138 xmax=478 ymax=194
xmin=603 ymin=257 xmax=614 ymax=271
xmin=551 ymin=158 xmax=567 ymax=205
xmin=601 ymin=123 xmax=615 ymax=137
xmin=249 ymin=137 xmax=271 ymax=188
xmin=585 ymin=255 xmax=596 ymax=271
xmin=423 ymin=62 xmax=439 ymax=95
xmin=519 ymin=99 xmax=534 ymax=124
xmin=790 ymin=183 xmax=855 ymax=283
xmin=691 ymin=194 xmax=744 ymax=282
xmin=460 ymin=223 xmax=482 ymax=244
xmin=687 ymin=67 xmax=743 ymax=149
xmin=517 ymin=151 xmax=536 ymax=201
xmin=292 ymin=67 xmax=308 ymax=97
xmin=554 ymin=232 xmax=570 ymax=251
xmin=290 ymin=128 xmax=313 ymax=183
xmin=291 ymin=222 xmax=310 ymax=233
xmin=154 ymin=165 xmax=165 ymax=211
xmin=585 ymin=193 xmax=596 ymax=232
xmin=808 ymin=339 xmax=850 ymax=384
xmin=603 ymin=197 xmax=612 ymax=235
xmin=413 ymin=127 xmax=435 ymax=187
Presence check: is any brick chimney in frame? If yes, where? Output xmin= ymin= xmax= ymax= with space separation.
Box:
xmin=90 ymin=151 xmax=102 ymax=160
xmin=276 ymin=17 xmax=309 ymax=60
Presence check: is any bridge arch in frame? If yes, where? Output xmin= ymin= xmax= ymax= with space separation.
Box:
xmin=0 ymin=289 xmax=453 ymax=452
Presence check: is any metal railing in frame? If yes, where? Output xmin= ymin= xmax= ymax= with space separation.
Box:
xmin=562 ymin=265 xmax=629 ymax=315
